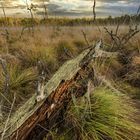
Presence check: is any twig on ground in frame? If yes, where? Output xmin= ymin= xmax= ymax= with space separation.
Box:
xmin=1 ymin=94 xmax=16 ymax=140
xmin=0 ymin=58 xmax=10 ymax=119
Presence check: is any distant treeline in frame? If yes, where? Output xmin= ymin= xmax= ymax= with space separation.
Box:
xmin=0 ymin=14 xmax=140 ymax=26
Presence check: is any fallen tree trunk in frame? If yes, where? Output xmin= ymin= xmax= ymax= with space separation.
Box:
xmin=0 ymin=47 xmax=94 ymax=139
xmin=0 ymin=40 xmax=116 ymax=140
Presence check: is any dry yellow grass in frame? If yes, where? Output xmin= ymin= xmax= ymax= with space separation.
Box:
xmin=0 ymin=25 xmax=139 ymax=116
xmin=0 ymin=24 xmax=140 ymax=139
xmin=0 ymin=25 xmax=139 ymax=83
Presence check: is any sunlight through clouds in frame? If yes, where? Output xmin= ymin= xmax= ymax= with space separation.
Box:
xmin=0 ymin=0 xmax=139 ymax=17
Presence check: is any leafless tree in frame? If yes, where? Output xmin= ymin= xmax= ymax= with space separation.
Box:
xmin=104 ymin=20 xmax=139 ymax=48
xmin=93 ymin=0 xmax=96 ymax=22
xmin=81 ymin=0 xmax=101 ymax=48
xmin=0 ymin=2 xmax=10 ymax=54
xmin=93 ymin=0 xmax=101 ymax=33
xmin=26 ymin=0 xmax=36 ymax=36
xmin=104 ymin=6 xmax=140 ymax=48
xmin=0 ymin=3 xmax=10 ymax=118
xmin=42 ymin=0 xmax=48 ymax=20
xmin=0 ymin=2 xmax=26 ymax=47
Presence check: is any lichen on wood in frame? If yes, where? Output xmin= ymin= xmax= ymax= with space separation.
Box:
xmin=0 ymin=48 xmax=91 ymax=140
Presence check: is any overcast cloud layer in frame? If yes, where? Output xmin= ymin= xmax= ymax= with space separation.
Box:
xmin=0 ymin=0 xmax=139 ymax=17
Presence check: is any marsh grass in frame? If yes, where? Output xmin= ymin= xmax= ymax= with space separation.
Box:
xmin=0 ymin=64 xmax=38 ymax=113
xmin=0 ymin=25 xmax=139 ymax=138
xmin=44 ymin=87 xmax=140 ymax=140
xmin=0 ymin=25 xmax=139 ymax=100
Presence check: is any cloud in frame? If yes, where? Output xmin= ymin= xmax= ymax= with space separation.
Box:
xmin=44 ymin=0 xmax=139 ymax=17
xmin=0 ymin=0 xmax=139 ymax=17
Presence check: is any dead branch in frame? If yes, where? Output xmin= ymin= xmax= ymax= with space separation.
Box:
xmin=18 ymin=26 xmax=30 ymax=39
xmin=104 ymin=26 xmax=121 ymax=47
xmin=104 ymin=24 xmax=139 ymax=48
xmin=92 ymin=0 xmax=101 ymax=34
xmin=104 ymin=7 xmax=140 ymax=48
xmin=81 ymin=1 xmax=101 ymax=49
xmin=93 ymin=0 xmax=96 ymax=22
xmin=0 ymin=2 xmax=30 ymax=42
xmin=0 ymin=2 xmax=10 ymax=53
xmin=81 ymin=30 xmax=90 ymax=47
xmin=1 ymin=95 xmax=16 ymax=140
xmin=36 ymin=61 xmax=48 ymax=102
xmin=0 ymin=2 xmax=9 ymax=40
xmin=0 ymin=58 xmax=9 ymax=95
xmin=42 ymin=0 xmax=48 ymax=20
xmin=0 ymin=57 xmax=10 ymax=120
xmin=26 ymin=0 xmax=36 ymax=36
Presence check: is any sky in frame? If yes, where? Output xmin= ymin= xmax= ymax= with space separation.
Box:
xmin=0 ymin=0 xmax=139 ymax=18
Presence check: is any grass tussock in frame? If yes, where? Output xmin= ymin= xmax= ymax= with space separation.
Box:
xmin=44 ymin=87 xmax=140 ymax=140
xmin=0 ymin=64 xmax=37 ymax=106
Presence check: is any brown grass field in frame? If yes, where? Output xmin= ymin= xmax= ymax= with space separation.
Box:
xmin=0 ymin=24 xmax=140 ymax=140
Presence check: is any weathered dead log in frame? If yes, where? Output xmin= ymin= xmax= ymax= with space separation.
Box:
xmin=0 ymin=47 xmax=92 ymax=139
xmin=0 ymin=40 xmax=116 ymax=140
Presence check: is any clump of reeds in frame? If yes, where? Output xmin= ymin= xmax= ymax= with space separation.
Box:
xmin=44 ymin=87 xmax=140 ymax=140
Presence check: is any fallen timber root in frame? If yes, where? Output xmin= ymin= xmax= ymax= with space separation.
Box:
xmin=0 ymin=40 xmax=116 ymax=140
